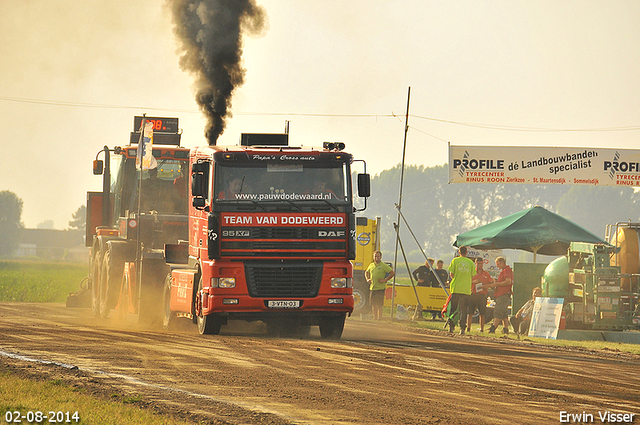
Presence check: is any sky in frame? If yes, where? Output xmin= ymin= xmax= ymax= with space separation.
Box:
xmin=1 ymin=0 xmax=640 ymax=229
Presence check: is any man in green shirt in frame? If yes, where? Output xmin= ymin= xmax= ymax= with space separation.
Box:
xmin=365 ymin=250 xmax=395 ymax=321
xmin=446 ymin=245 xmax=476 ymax=335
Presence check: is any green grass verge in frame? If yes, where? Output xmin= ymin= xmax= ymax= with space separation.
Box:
xmin=385 ymin=316 xmax=640 ymax=355
xmin=0 ymin=372 xmax=192 ymax=425
xmin=0 ymin=260 xmax=87 ymax=303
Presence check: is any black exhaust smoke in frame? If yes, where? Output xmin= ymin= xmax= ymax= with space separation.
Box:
xmin=169 ymin=0 xmax=266 ymax=145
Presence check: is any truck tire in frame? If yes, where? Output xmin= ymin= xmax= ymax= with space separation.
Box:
xmin=319 ymin=313 xmax=346 ymax=340
xmin=100 ymin=249 xmax=125 ymax=319
xmin=162 ymin=273 xmax=177 ymax=330
xmin=198 ymin=312 xmax=222 ymax=335
xmin=195 ymin=276 xmax=222 ymax=335
xmin=99 ymin=250 xmax=113 ymax=318
xmin=90 ymin=249 xmax=102 ymax=318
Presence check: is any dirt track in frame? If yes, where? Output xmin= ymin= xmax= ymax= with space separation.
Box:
xmin=1 ymin=302 xmax=639 ymax=424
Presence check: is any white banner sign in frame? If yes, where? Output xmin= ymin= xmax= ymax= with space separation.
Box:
xmin=449 ymin=145 xmax=640 ymax=187
xmin=528 ymin=297 xmax=564 ymax=339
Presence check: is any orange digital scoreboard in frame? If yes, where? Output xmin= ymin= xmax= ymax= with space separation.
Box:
xmin=133 ymin=116 xmax=179 ymax=134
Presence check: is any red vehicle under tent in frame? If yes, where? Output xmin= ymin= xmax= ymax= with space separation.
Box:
xmin=164 ymin=133 xmax=371 ymax=339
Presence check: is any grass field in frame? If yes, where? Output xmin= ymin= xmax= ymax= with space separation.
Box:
xmin=0 ymin=260 xmax=195 ymax=424
xmin=0 ymin=371 xmax=192 ymax=425
xmin=0 ymin=260 xmax=87 ymax=303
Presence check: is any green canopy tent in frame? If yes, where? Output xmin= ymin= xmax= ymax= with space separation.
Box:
xmin=453 ymin=206 xmax=609 ymax=262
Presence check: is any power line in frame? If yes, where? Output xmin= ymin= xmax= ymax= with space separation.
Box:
xmin=410 ymin=114 xmax=640 ymax=132
xmin=3 ymin=95 xmax=640 ymax=132
xmin=0 ymin=95 xmax=198 ymax=113
xmin=234 ymin=111 xmax=395 ymax=119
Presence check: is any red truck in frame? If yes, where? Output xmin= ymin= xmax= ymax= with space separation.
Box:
xmin=164 ymin=133 xmax=370 ymax=339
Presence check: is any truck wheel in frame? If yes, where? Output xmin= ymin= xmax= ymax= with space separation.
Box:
xmin=99 ymin=250 xmax=119 ymax=319
xmin=90 ymin=250 xmax=102 ymax=318
xmin=198 ymin=313 xmax=222 ymax=335
xmin=195 ymin=277 xmax=222 ymax=335
xmin=98 ymin=251 xmax=110 ymax=318
xmin=319 ymin=313 xmax=346 ymax=340
xmin=162 ymin=274 xmax=177 ymax=330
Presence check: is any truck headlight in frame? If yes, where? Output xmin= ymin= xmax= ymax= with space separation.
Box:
xmin=212 ymin=277 xmax=236 ymax=288
xmin=331 ymin=278 xmax=352 ymax=288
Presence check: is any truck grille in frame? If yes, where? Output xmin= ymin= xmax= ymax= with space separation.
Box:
xmin=245 ymin=262 xmax=322 ymax=298
xmin=220 ymin=226 xmax=346 ymax=258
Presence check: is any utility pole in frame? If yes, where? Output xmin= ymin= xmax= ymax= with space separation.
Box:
xmin=390 ymin=87 xmax=411 ymax=319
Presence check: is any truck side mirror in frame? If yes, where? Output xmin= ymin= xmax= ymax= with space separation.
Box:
xmin=357 ymin=173 xmax=370 ymax=198
xmin=191 ymin=173 xmax=204 ymax=197
xmin=93 ymin=160 xmax=104 ymax=175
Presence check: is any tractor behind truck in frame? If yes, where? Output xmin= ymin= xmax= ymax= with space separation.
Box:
xmin=163 ymin=134 xmax=370 ymax=339
xmin=86 ymin=116 xmax=190 ymax=324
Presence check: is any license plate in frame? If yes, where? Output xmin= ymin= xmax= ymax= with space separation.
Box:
xmin=267 ymin=300 xmax=300 ymax=308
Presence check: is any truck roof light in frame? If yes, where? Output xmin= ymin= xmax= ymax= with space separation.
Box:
xmin=323 ymin=142 xmax=346 ymax=151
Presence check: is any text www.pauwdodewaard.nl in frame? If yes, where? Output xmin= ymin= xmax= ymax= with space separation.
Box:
xmin=233 ymin=192 xmax=334 ymax=201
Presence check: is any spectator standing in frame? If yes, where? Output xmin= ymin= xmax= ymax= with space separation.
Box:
xmin=487 ymin=256 xmax=513 ymax=334
xmin=413 ymin=258 xmax=443 ymax=320
xmin=429 ymin=259 xmax=450 ymax=320
xmin=412 ymin=258 xmax=435 ymax=287
xmin=365 ymin=250 xmax=395 ymax=321
xmin=466 ymin=257 xmax=493 ymax=332
xmin=446 ymin=246 xmax=476 ymax=335
xmin=510 ymin=287 xmax=542 ymax=336
xmin=435 ymin=260 xmax=450 ymax=288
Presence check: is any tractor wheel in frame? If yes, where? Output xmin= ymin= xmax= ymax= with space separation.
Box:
xmin=99 ymin=250 xmax=112 ymax=319
xmin=90 ymin=250 xmax=102 ymax=318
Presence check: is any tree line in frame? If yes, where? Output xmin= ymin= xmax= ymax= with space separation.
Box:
xmin=0 ymin=190 xmax=85 ymax=257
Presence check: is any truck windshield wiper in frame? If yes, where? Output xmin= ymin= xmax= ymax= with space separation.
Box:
xmin=244 ymin=200 xmax=267 ymax=211
xmin=319 ymin=199 xmax=339 ymax=212
xmin=284 ymin=200 xmax=303 ymax=212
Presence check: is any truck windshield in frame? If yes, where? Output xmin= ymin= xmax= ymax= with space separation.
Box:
xmin=214 ymin=162 xmax=349 ymax=204
xmin=124 ymin=159 xmax=188 ymax=214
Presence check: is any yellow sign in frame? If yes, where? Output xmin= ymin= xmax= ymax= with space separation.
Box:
xmin=383 ymin=285 xmax=448 ymax=311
